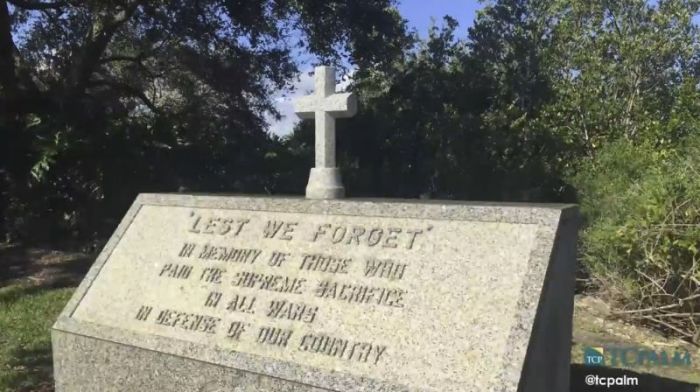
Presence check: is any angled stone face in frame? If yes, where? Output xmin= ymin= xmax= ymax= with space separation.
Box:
xmin=52 ymin=194 xmax=578 ymax=392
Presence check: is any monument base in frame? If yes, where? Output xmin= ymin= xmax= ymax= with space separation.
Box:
xmin=305 ymin=167 xmax=344 ymax=199
xmin=52 ymin=330 xmax=327 ymax=392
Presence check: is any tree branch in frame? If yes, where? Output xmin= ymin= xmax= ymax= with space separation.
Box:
xmin=7 ymin=0 xmax=67 ymax=10
xmin=99 ymin=55 xmax=143 ymax=63
xmin=641 ymin=315 xmax=695 ymax=338
xmin=0 ymin=1 xmax=18 ymax=98
xmin=1 ymin=2 xmax=52 ymax=117
xmin=68 ymin=1 xmax=141 ymax=95
xmin=613 ymin=293 xmax=700 ymax=314
xmin=99 ymin=53 xmax=159 ymax=78
xmin=88 ymin=79 xmax=158 ymax=113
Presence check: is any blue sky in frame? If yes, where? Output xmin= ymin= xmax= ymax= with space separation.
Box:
xmin=269 ymin=1 xmax=483 ymax=136
xmin=398 ymin=0 xmax=481 ymax=38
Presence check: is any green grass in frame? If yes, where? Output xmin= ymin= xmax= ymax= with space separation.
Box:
xmin=0 ymin=284 xmax=73 ymax=392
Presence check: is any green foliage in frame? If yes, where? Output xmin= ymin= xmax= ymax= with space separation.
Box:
xmin=539 ymin=0 xmax=700 ymax=339
xmin=1 ymin=0 xmax=699 ymax=340
xmin=286 ymin=15 xmax=570 ymax=201
xmin=340 ymin=17 xmax=490 ymax=199
xmin=573 ymin=134 xmax=700 ymax=340
xmin=286 ymin=0 xmax=700 ymax=339
xmin=0 ymin=0 xmax=411 ymax=242
xmin=536 ymin=0 xmax=700 ymax=160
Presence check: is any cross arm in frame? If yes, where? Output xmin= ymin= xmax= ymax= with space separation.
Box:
xmin=324 ymin=92 xmax=357 ymax=118
xmin=294 ymin=92 xmax=357 ymax=119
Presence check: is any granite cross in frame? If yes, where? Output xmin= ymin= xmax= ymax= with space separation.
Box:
xmin=294 ymin=66 xmax=357 ymax=199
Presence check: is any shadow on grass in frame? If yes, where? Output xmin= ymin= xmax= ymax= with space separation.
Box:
xmin=0 ymin=245 xmax=94 ymax=291
xmin=0 ymin=245 xmax=81 ymax=392
xmin=571 ymin=363 xmax=699 ymax=391
xmin=4 ymin=345 xmax=54 ymax=392
xmin=0 ymin=284 xmax=64 ymax=392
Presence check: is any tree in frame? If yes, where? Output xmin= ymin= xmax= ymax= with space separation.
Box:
xmin=535 ymin=0 xmax=700 ymax=159
xmin=283 ymin=5 xmax=574 ymax=202
xmin=0 ymin=0 xmax=411 ymax=242
xmin=287 ymin=14 xmax=562 ymax=201
xmin=285 ymin=17 xmax=490 ymax=199
xmin=466 ymin=0 xmax=569 ymax=201
xmin=543 ymin=0 xmax=700 ymax=340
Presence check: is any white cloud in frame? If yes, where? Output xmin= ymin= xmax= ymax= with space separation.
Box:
xmin=266 ymin=67 xmax=355 ymax=136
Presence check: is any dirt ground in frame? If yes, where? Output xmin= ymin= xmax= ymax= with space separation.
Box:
xmin=572 ymin=295 xmax=700 ymax=390
xmin=0 ymin=244 xmax=93 ymax=290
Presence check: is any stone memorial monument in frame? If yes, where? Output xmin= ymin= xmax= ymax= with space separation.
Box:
xmin=52 ymin=66 xmax=578 ymax=392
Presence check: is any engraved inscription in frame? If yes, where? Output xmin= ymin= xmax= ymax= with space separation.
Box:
xmin=364 ymin=258 xmax=407 ymax=281
xmin=103 ymin=211 xmax=430 ymax=369
xmin=178 ymin=242 xmax=196 ymax=258
xmin=256 ymin=326 xmax=294 ymax=348
xmin=310 ymin=224 xmax=429 ymax=249
xmin=226 ymin=321 xmax=249 ymax=341
xmin=299 ymin=253 xmax=351 ymax=274
xmin=159 ymin=263 xmax=193 ymax=279
xmin=204 ymin=291 xmax=223 ymax=308
xmin=315 ymin=280 xmax=405 ymax=308
xmin=232 ymin=271 xmax=306 ymax=294
xmin=267 ymin=251 xmax=290 ymax=267
xmin=226 ymin=294 xmax=256 ymax=314
xmin=135 ymin=305 xmax=152 ymax=321
xmin=188 ymin=212 xmax=249 ymax=236
xmin=69 ymin=204 xmax=542 ymax=392
xmin=262 ymin=220 xmax=298 ymax=240
xmin=200 ymin=267 xmax=225 ymax=284
xmin=198 ymin=245 xmax=262 ymax=263
xmin=299 ymin=334 xmax=388 ymax=365
xmin=154 ymin=309 xmax=220 ymax=335
xmin=267 ymin=299 xmax=319 ymax=324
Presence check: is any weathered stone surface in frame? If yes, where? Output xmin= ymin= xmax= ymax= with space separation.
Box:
xmin=52 ymin=194 xmax=578 ymax=392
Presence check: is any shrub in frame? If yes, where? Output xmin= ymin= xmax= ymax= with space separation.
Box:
xmin=574 ymin=135 xmax=700 ymax=342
